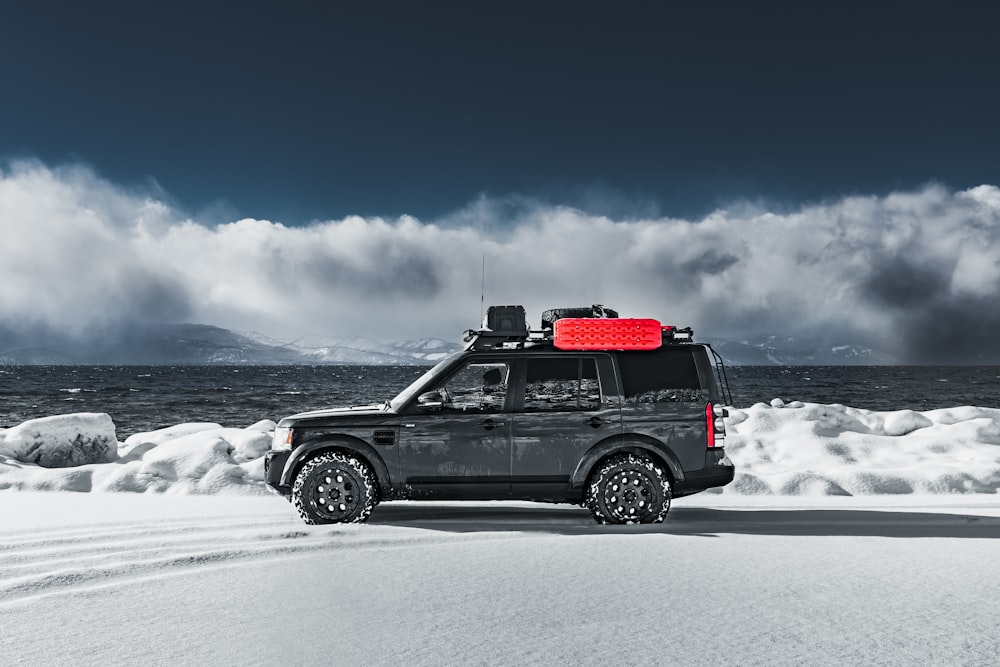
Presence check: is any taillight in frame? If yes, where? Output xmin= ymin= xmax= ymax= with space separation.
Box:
xmin=706 ymin=403 xmax=715 ymax=447
xmin=706 ymin=402 xmax=727 ymax=447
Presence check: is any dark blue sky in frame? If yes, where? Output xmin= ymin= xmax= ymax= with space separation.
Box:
xmin=3 ymin=0 xmax=998 ymax=223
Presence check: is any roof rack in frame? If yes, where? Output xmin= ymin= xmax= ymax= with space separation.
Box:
xmin=463 ymin=305 xmax=696 ymax=351
xmin=462 ymin=327 xmax=549 ymax=350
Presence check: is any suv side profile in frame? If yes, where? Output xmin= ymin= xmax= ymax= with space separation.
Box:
xmin=264 ymin=306 xmax=735 ymax=525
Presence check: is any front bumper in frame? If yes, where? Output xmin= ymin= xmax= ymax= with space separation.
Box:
xmin=264 ymin=450 xmax=292 ymax=495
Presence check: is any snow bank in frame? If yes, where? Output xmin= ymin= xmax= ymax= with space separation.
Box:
xmin=723 ymin=401 xmax=1000 ymax=495
xmin=0 ymin=418 xmax=276 ymax=495
xmin=1 ymin=402 xmax=999 ymax=496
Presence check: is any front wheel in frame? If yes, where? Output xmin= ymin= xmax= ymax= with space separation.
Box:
xmin=292 ymin=452 xmax=378 ymax=524
xmin=585 ymin=452 xmax=671 ymax=524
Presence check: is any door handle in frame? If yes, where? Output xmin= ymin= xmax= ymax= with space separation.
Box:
xmin=585 ymin=416 xmax=605 ymax=428
xmin=479 ymin=418 xmax=505 ymax=430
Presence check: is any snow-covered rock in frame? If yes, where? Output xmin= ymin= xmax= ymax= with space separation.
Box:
xmin=98 ymin=421 xmax=278 ymax=494
xmin=0 ymin=417 xmax=276 ymax=494
xmin=123 ymin=421 xmax=273 ymax=464
xmin=98 ymin=431 xmax=263 ymax=495
xmin=0 ymin=413 xmax=118 ymax=467
xmin=123 ymin=422 xmax=223 ymax=450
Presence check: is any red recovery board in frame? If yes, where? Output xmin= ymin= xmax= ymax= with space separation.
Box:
xmin=553 ymin=318 xmax=663 ymax=350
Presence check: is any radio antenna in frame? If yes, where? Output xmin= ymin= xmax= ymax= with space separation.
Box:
xmin=480 ymin=253 xmax=486 ymax=323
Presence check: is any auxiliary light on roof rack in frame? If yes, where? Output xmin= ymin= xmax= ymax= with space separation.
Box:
xmin=663 ymin=325 xmax=694 ymax=342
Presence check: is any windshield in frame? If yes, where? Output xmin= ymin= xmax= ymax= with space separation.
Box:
xmin=388 ymin=351 xmax=463 ymax=411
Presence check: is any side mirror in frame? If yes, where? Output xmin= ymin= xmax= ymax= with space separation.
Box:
xmin=417 ymin=391 xmax=443 ymax=410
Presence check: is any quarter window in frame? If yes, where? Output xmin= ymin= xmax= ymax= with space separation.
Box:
xmin=618 ymin=348 xmax=706 ymax=403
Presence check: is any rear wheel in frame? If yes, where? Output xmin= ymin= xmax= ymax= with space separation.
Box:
xmin=585 ymin=452 xmax=671 ymax=524
xmin=292 ymin=452 xmax=378 ymax=524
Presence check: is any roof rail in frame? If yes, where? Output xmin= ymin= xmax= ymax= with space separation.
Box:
xmin=463 ymin=328 xmax=551 ymax=350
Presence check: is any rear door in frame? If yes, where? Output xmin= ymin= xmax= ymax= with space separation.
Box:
xmin=509 ymin=354 xmax=621 ymax=499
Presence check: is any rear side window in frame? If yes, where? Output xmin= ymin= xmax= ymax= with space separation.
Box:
xmin=618 ymin=348 xmax=706 ymax=403
xmin=523 ymin=357 xmax=601 ymax=411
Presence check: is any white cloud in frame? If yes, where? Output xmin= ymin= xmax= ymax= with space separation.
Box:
xmin=3 ymin=160 xmax=1000 ymax=360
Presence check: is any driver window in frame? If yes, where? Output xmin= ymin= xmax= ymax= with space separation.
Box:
xmin=438 ymin=362 xmax=509 ymax=412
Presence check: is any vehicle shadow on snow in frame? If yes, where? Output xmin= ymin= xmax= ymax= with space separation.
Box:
xmin=367 ymin=503 xmax=1000 ymax=539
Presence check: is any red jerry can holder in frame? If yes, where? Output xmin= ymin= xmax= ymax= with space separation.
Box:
xmin=553 ymin=318 xmax=663 ymax=350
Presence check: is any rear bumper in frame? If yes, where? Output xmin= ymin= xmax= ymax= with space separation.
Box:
xmin=264 ymin=450 xmax=291 ymax=496
xmin=675 ymin=449 xmax=735 ymax=496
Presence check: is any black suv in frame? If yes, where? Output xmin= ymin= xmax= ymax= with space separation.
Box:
xmin=264 ymin=306 xmax=734 ymax=525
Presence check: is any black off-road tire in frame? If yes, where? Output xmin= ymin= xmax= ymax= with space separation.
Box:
xmin=541 ymin=305 xmax=618 ymax=330
xmin=585 ymin=452 xmax=671 ymax=524
xmin=292 ymin=452 xmax=378 ymax=524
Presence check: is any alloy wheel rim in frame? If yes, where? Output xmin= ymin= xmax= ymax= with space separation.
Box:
xmin=311 ymin=467 xmax=358 ymax=517
xmin=603 ymin=470 xmax=654 ymax=521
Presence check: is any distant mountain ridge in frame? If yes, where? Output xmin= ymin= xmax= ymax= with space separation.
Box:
xmin=0 ymin=322 xmax=886 ymax=365
xmin=236 ymin=330 xmax=457 ymax=364
xmin=705 ymin=334 xmax=889 ymax=366
xmin=0 ymin=324 xmax=461 ymax=365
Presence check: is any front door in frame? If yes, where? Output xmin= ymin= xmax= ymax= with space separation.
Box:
xmin=398 ymin=359 xmax=512 ymax=499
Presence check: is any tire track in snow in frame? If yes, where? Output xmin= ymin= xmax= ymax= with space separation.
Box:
xmin=0 ymin=514 xmax=519 ymax=606
xmin=0 ymin=517 xmax=315 ymax=604
xmin=0 ymin=515 xmax=298 ymax=557
xmin=0 ymin=522 xmax=308 ymax=576
xmin=0 ymin=513 xmax=287 ymax=546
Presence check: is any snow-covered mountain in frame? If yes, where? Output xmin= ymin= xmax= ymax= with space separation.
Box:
xmin=0 ymin=324 xmax=461 ymax=365
xmin=706 ymin=334 xmax=888 ymax=366
xmin=237 ymin=330 xmax=458 ymax=364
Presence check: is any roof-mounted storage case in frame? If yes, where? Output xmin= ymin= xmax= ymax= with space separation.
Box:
xmin=483 ymin=305 xmax=528 ymax=335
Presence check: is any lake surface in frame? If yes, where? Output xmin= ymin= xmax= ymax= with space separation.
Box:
xmin=3 ymin=364 xmax=999 ymax=437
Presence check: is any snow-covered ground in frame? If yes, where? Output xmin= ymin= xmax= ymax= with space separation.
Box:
xmin=2 ymin=493 xmax=998 ymax=666
xmin=2 ymin=403 xmax=999 ymax=665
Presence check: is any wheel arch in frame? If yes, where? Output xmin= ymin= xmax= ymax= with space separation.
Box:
xmin=572 ymin=434 xmax=685 ymax=489
xmin=282 ymin=435 xmax=392 ymax=496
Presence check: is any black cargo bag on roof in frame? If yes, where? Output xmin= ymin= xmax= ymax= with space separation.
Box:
xmin=541 ymin=304 xmax=619 ymax=330
xmin=484 ymin=305 xmax=528 ymax=334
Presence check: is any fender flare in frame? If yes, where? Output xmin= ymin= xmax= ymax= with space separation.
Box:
xmin=571 ymin=434 xmax=685 ymax=489
xmin=282 ymin=435 xmax=392 ymax=494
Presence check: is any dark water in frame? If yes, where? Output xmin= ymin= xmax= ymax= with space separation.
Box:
xmin=725 ymin=365 xmax=1000 ymax=412
xmin=3 ymin=364 xmax=1000 ymax=437
xmin=0 ymin=366 xmax=430 ymax=437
